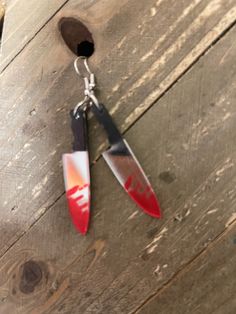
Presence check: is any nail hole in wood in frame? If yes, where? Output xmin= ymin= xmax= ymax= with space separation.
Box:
xmin=59 ymin=17 xmax=94 ymax=57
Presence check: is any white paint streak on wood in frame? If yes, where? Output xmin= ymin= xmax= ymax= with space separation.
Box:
xmin=216 ymin=158 xmax=234 ymax=178
xmin=154 ymin=265 xmax=160 ymax=273
xmin=145 ymin=227 xmax=168 ymax=253
xmin=137 ymin=0 xmax=222 ymax=85
xmin=117 ymin=36 xmax=127 ymax=50
xmin=122 ymin=6 xmax=236 ymax=129
xmin=150 ymin=7 xmax=157 ymax=17
xmin=193 ymin=119 xmax=202 ymax=128
xmin=148 ymin=244 xmax=158 ymax=254
xmin=23 ymin=143 xmax=31 ymax=148
xmin=185 ymin=208 xmax=191 ymax=217
xmin=33 ymin=207 xmax=48 ymax=221
xmin=49 ymin=150 xmax=57 ymax=156
xmin=222 ymin=112 xmax=231 ymax=121
xmin=112 ymin=84 xmax=120 ymax=92
xmin=225 ymin=213 xmax=236 ymax=228
xmin=207 ymin=209 xmax=218 ymax=215
xmin=201 ymin=126 xmax=209 ymax=136
xmin=42 ymin=175 xmax=48 ymax=185
xmin=141 ymin=0 xmax=202 ymax=62
xmin=110 ymin=0 xmax=201 ymax=115
xmin=116 ymin=0 xmax=223 ymax=119
xmin=31 ymin=175 xmax=49 ymax=199
xmin=127 ymin=210 xmax=139 ymax=221
xmin=32 ymin=190 xmax=41 ymax=199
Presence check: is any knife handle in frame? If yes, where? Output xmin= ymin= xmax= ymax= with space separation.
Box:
xmin=91 ymin=103 xmax=123 ymax=146
xmin=70 ymin=108 xmax=88 ymax=151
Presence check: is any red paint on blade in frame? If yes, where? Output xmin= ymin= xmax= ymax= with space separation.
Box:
xmin=125 ymin=175 xmax=161 ymax=218
xmin=66 ymin=185 xmax=90 ymax=235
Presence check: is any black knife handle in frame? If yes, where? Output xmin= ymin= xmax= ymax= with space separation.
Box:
xmin=91 ymin=103 xmax=123 ymax=146
xmin=70 ymin=109 xmax=88 ymax=151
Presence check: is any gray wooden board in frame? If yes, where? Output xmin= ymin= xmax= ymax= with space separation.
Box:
xmin=137 ymin=224 xmax=236 ymax=314
xmin=0 ymin=19 xmax=235 ymax=314
xmin=0 ymin=0 xmax=68 ymax=72
xmin=0 ymin=0 xmax=235 ymax=260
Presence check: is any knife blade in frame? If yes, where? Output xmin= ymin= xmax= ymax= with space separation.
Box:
xmin=91 ymin=103 xmax=161 ymax=218
xmin=62 ymin=109 xmax=91 ymax=234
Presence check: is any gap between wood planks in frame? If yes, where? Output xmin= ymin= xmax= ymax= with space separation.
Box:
xmin=131 ymin=217 xmax=236 ymax=314
xmin=0 ymin=10 xmax=236 ymax=263
xmin=0 ymin=0 xmax=70 ymax=74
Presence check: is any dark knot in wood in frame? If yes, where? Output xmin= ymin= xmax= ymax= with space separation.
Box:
xmin=19 ymin=260 xmax=43 ymax=294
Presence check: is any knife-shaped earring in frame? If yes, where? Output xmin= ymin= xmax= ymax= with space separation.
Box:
xmin=62 ymin=105 xmax=90 ymax=235
xmin=91 ymin=102 xmax=161 ymax=219
xmin=63 ymin=57 xmax=161 ymax=235
xmin=62 ymin=57 xmax=95 ymax=235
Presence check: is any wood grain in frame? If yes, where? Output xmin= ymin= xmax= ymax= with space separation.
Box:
xmin=0 ymin=0 xmax=235 ymax=261
xmin=137 ymin=223 xmax=236 ymax=314
xmin=0 ymin=19 xmax=235 ymax=313
xmin=0 ymin=0 xmax=68 ymax=72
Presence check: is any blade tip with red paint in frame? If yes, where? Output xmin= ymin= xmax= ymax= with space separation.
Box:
xmin=66 ymin=185 xmax=90 ymax=235
xmin=142 ymin=196 xmax=161 ymax=219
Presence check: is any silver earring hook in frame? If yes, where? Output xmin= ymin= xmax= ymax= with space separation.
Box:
xmin=73 ymin=56 xmax=101 ymax=114
xmin=74 ymin=56 xmax=92 ymax=78
xmin=73 ymin=99 xmax=88 ymax=117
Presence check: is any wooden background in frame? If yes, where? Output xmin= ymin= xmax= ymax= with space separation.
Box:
xmin=0 ymin=0 xmax=236 ymax=313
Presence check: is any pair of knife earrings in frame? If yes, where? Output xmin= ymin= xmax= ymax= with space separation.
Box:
xmin=62 ymin=57 xmax=161 ymax=234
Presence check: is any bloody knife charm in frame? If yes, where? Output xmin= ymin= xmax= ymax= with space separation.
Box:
xmin=62 ymin=108 xmax=90 ymax=234
xmin=62 ymin=57 xmax=161 ymax=235
xmin=91 ymin=103 xmax=161 ymax=219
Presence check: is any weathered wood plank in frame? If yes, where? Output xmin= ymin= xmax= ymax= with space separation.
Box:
xmin=0 ymin=0 xmax=235 ymax=260
xmin=0 ymin=0 xmax=68 ymax=72
xmin=137 ymin=223 xmax=236 ymax=314
xmin=0 ymin=20 xmax=235 ymax=314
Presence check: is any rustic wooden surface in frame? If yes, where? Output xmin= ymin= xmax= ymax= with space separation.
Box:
xmin=138 ymin=224 xmax=236 ymax=314
xmin=0 ymin=0 xmax=69 ymax=72
xmin=0 ymin=0 xmax=236 ymax=313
